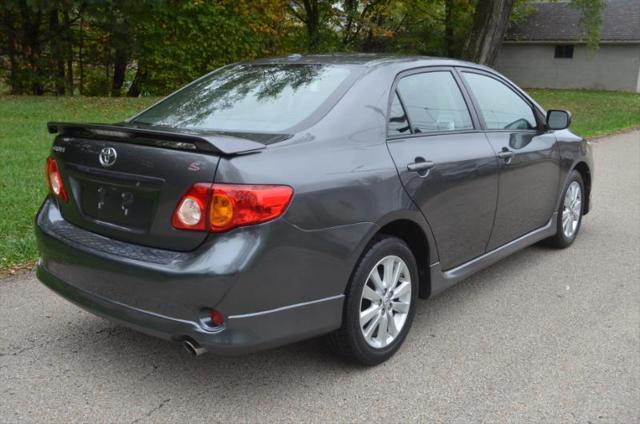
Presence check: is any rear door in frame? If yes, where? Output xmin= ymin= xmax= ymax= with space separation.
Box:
xmin=52 ymin=134 xmax=219 ymax=251
xmin=386 ymin=68 xmax=499 ymax=270
xmin=459 ymin=70 xmax=560 ymax=250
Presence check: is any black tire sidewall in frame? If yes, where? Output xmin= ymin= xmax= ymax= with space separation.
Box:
xmin=344 ymin=236 xmax=419 ymax=365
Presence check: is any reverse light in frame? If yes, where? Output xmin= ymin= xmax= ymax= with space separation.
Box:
xmin=46 ymin=157 xmax=68 ymax=202
xmin=172 ymin=183 xmax=293 ymax=233
xmin=172 ymin=183 xmax=210 ymax=231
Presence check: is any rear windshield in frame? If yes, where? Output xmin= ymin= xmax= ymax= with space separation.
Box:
xmin=131 ymin=64 xmax=355 ymax=132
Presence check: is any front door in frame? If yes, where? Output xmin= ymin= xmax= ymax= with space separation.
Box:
xmin=386 ymin=69 xmax=499 ymax=270
xmin=460 ymin=71 xmax=560 ymax=250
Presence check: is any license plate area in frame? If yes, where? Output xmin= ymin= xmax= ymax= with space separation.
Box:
xmin=78 ymin=180 xmax=158 ymax=230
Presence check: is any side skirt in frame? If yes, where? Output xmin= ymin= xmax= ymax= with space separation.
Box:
xmin=429 ymin=213 xmax=557 ymax=296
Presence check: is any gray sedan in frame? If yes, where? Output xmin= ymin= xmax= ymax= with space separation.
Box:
xmin=36 ymin=54 xmax=593 ymax=365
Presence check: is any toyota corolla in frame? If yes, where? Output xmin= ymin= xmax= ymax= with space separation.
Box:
xmin=36 ymin=54 xmax=593 ymax=365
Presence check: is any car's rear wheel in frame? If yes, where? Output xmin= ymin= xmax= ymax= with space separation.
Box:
xmin=328 ymin=236 xmax=418 ymax=365
xmin=545 ymin=170 xmax=585 ymax=248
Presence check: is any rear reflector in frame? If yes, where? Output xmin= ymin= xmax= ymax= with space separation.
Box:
xmin=46 ymin=157 xmax=68 ymax=202
xmin=172 ymin=183 xmax=293 ymax=233
xmin=210 ymin=310 xmax=224 ymax=326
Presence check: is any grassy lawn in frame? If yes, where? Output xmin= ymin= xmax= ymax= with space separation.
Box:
xmin=528 ymin=89 xmax=640 ymax=138
xmin=0 ymin=96 xmax=157 ymax=274
xmin=0 ymin=90 xmax=639 ymax=274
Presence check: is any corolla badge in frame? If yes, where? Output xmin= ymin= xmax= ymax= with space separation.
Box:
xmin=99 ymin=147 xmax=118 ymax=167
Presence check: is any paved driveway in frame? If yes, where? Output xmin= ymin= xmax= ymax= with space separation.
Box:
xmin=1 ymin=131 xmax=639 ymax=423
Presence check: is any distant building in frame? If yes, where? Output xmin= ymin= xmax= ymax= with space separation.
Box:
xmin=495 ymin=0 xmax=640 ymax=92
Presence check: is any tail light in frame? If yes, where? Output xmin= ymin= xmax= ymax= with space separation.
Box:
xmin=46 ymin=157 xmax=68 ymax=202
xmin=172 ymin=183 xmax=211 ymax=231
xmin=172 ymin=183 xmax=293 ymax=232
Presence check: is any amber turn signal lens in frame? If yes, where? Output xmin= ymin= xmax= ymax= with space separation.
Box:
xmin=210 ymin=193 xmax=234 ymax=228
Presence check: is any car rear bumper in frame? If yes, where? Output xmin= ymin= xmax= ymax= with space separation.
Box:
xmin=36 ymin=264 xmax=342 ymax=354
xmin=35 ymin=198 xmax=352 ymax=354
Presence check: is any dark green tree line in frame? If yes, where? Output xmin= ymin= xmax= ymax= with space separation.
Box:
xmin=0 ymin=0 xmax=604 ymax=97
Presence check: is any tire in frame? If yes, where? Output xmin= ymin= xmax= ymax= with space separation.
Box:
xmin=545 ymin=170 xmax=585 ymax=249
xmin=328 ymin=235 xmax=419 ymax=366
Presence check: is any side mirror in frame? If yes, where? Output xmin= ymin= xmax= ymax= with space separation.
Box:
xmin=546 ymin=109 xmax=572 ymax=130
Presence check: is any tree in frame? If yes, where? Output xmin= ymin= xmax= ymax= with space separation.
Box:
xmin=462 ymin=0 xmax=516 ymax=66
xmin=0 ymin=0 xmax=606 ymax=95
xmin=571 ymin=0 xmax=605 ymax=50
xmin=463 ymin=0 xmax=605 ymax=66
xmin=288 ymin=0 xmax=321 ymax=51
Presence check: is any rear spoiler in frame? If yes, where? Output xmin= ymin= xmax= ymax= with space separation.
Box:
xmin=47 ymin=122 xmax=269 ymax=155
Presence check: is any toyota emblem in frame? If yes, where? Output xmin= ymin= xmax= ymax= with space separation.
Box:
xmin=99 ymin=147 xmax=118 ymax=167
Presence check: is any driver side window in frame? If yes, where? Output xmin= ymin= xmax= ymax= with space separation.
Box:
xmin=463 ymin=72 xmax=537 ymax=130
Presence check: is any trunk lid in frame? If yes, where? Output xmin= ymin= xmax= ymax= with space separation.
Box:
xmin=48 ymin=122 xmax=271 ymax=251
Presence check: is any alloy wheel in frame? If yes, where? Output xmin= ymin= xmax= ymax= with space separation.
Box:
xmin=562 ymin=181 xmax=582 ymax=238
xmin=359 ymin=255 xmax=412 ymax=348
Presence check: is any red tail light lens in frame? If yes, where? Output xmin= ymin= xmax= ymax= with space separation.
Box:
xmin=46 ymin=157 xmax=68 ymax=202
xmin=172 ymin=183 xmax=293 ymax=232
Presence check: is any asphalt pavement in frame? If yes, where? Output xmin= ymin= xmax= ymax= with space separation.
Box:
xmin=1 ymin=130 xmax=639 ymax=423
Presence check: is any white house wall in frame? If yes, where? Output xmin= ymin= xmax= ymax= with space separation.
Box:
xmin=495 ymin=43 xmax=640 ymax=92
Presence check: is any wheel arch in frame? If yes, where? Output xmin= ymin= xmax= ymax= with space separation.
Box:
xmin=573 ymin=161 xmax=592 ymax=214
xmin=350 ymin=214 xmax=435 ymax=300
xmin=376 ymin=219 xmax=432 ymax=299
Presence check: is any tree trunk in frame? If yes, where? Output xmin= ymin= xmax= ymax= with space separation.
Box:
xmin=2 ymin=9 xmax=21 ymax=94
xmin=342 ymin=0 xmax=356 ymax=46
xmin=127 ymin=66 xmax=145 ymax=97
xmin=462 ymin=0 xmax=515 ymax=66
xmin=63 ymin=8 xmax=74 ymax=95
xmin=79 ymin=15 xmax=84 ymax=95
xmin=111 ymin=48 xmax=128 ymax=96
xmin=7 ymin=50 xmax=20 ymax=94
xmin=304 ymin=0 xmax=320 ymax=52
xmin=444 ymin=0 xmax=454 ymax=57
xmin=49 ymin=8 xmax=66 ymax=95
xmin=20 ymin=0 xmax=44 ymax=95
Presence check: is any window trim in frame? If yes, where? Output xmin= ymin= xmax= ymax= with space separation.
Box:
xmin=389 ymin=89 xmax=413 ymax=137
xmin=385 ymin=66 xmax=481 ymax=141
xmin=455 ymin=67 xmax=546 ymax=133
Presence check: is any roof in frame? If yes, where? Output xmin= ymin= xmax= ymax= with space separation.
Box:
xmin=247 ymin=53 xmax=482 ymax=69
xmin=506 ymin=0 xmax=640 ymax=43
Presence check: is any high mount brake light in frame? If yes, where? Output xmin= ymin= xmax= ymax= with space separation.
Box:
xmin=46 ymin=157 xmax=68 ymax=202
xmin=172 ymin=184 xmax=293 ymax=233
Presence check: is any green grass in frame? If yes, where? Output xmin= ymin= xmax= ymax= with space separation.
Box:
xmin=0 ymin=90 xmax=639 ymax=274
xmin=528 ymin=89 xmax=640 ymax=138
xmin=0 ymin=96 xmax=157 ymax=274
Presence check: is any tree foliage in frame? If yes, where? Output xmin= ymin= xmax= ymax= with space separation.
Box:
xmin=0 ymin=0 xmax=605 ymax=96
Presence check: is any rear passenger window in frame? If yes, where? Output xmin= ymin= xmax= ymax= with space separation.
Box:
xmin=388 ymin=92 xmax=411 ymax=136
xmin=463 ymin=72 xmax=537 ymax=130
xmin=396 ymin=71 xmax=473 ymax=133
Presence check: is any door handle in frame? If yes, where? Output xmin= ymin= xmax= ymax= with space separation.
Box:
xmin=497 ymin=148 xmax=514 ymax=164
xmin=407 ymin=160 xmax=435 ymax=173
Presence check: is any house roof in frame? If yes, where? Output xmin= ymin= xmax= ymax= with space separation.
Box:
xmin=505 ymin=0 xmax=640 ymax=43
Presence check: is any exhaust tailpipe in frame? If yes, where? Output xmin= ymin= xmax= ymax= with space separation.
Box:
xmin=183 ymin=339 xmax=207 ymax=357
